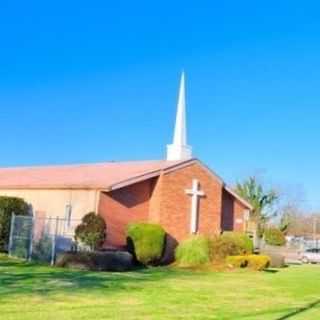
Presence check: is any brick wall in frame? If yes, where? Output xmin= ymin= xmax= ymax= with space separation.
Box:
xmin=221 ymin=188 xmax=247 ymax=232
xmin=99 ymin=178 xmax=156 ymax=247
xmin=98 ymin=161 xmax=248 ymax=250
xmin=153 ymin=162 xmax=223 ymax=243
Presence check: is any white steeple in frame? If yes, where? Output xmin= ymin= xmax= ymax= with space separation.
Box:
xmin=167 ymin=72 xmax=192 ymax=161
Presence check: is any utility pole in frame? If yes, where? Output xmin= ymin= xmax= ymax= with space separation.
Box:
xmin=313 ymin=215 xmax=317 ymax=249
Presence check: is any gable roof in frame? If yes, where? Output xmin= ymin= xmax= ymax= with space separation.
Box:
xmin=0 ymin=159 xmax=195 ymax=190
xmin=0 ymin=158 xmax=252 ymax=210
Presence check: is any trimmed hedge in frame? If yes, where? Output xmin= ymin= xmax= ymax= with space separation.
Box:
xmin=56 ymin=251 xmax=134 ymax=272
xmin=126 ymin=223 xmax=166 ymax=266
xmin=0 ymin=196 xmax=29 ymax=251
xmin=226 ymin=255 xmax=248 ymax=268
xmin=247 ymin=255 xmax=271 ymax=271
xmin=210 ymin=232 xmax=253 ymax=260
xmin=175 ymin=236 xmax=211 ymax=267
xmin=226 ymin=254 xmax=270 ymax=271
xmin=264 ymin=228 xmax=286 ymax=246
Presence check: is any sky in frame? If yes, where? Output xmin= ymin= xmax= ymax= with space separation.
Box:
xmin=0 ymin=1 xmax=319 ymax=210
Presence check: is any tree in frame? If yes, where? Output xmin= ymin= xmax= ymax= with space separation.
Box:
xmin=0 ymin=196 xmax=30 ymax=251
xmin=235 ymin=177 xmax=278 ymax=238
xmin=75 ymin=212 xmax=106 ymax=251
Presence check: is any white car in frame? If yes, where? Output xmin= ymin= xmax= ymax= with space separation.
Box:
xmin=300 ymin=248 xmax=320 ymax=264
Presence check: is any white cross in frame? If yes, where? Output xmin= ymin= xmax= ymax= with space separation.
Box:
xmin=185 ymin=179 xmax=205 ymax=234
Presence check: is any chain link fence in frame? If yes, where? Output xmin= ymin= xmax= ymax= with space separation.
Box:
xmin=8 ymin=214 xmax=81 ymax=265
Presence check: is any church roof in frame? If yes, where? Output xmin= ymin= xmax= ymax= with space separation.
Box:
xmin=0 ymin=159 xmax=194 ymax=190
xmin=0 ymin=158 xmax=252 ymax=210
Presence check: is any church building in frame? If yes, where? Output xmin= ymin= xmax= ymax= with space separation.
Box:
xmin=0 ymin=73 xmax=252 ymax=249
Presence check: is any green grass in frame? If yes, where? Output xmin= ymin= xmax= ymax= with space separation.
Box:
xmin=0 ymin=254 xmax=320 ymax=319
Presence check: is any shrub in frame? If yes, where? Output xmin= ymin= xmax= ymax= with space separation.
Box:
xmin=75 ymin=212 xmax=106 ymax=251
xmin=175 ymin=236 xmax=211 ymax=267
xmin=264 ymin=228 xmax=286 ymax=246
xmin=0 ymin=196 xmax=29 ymax=251
xmin=210 ymin=232 xmax=253 ymax=261
xmin=56 ymin=251 xmax=134 ymax=272
xmin=126 ymin=223 xmax=166 ymax=266
xmin=226 ymin=255 xmax=248 ymax=268
xmin=247 ymin=255 xmax=270 ymax=271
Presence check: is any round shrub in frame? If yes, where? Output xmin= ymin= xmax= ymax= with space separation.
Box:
xmin=247 ymin=255 xmax=270 ymax=271
xmin=0 ymin=196 xmax=30 ymax=251
xmin=75 ymin=212 xmax=106 ymax=251
xmin=175 ymin=236 xmax=211 ymax=267
xmin=210 ymin=232 xmax=253 ymax=261
xmin=126 ymin=223 xmax=166 ymax=266
xmin=264 ymin=228 xmax=286 ymax=246
xmin=226 ymin=255 xmax=248 ymax=268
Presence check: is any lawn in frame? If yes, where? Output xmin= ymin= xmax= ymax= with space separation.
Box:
xmin=0 ymin=254 xmax=320 ymax=320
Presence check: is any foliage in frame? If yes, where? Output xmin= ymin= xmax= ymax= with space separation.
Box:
xmin=226 ymin=255 xmax=248 ymax=268
xmin=264 ymin=227 xmax=286 ymax=246
xmin=210 ymin=232 xmax=253 ymax=261
xmin=126 ymin=223 xmax=166 ymax=265
xmin=0 ymin=196 xmax=30 ymax=251
xmin=226 ymin=254 xmax=270 ymax=270
xmin=235 ymin=177 xmax=278 ymax=237
xmin=246 ymin=255 xmax=271 ymax=270
xmin=75 ymin=212 xmax=106 ymax=251
xmin=175 ymin=235 xmax=211 ymax=267
xmin=56 ymin=251 xmax=134 ymax=272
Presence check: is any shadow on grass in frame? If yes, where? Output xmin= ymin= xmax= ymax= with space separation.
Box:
xmin=263 ymin=269 xmax=279 ymax=274
xmin=275 ymin=299 xmax=320 ymax=320
xmin=238 ymin=299 xmax=320 ymax=320
xmin=0 ymin=256 xmax=205 ymax=299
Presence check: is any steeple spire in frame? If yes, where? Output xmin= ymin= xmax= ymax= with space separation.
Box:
xmin=167 ymin=72 xmax=192 ymax=161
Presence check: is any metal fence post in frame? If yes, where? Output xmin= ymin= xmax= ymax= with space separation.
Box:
xmin=8 ymin=213 xmax=15 ymax=256
xmin=28 ymin=215 xmax=35 ymax=262
xmin=51 ymin=216 xmax=59 ymax=266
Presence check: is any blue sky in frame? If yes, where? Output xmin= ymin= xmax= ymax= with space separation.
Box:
xmin=0 ymin=1 xmax=319 ymax=210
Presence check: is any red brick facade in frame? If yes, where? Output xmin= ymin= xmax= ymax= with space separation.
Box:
xmin=98 ymin=161 xmax=249 ymax=248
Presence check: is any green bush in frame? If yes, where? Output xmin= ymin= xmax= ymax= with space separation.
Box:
xmin=226 ymin=255 xmax=248 ymax=268
xmin=210 ymin=232 xmax=253 ymax=261
xmin=0 ymin=196 xmax=29 ymax=251
xmin=126 ymin=223 xmax=166 ymax=266
xmin=247 ymin=255 xmax=270 ymax=271
xmin=75 ymin=212 xmax=106 ymax=251
xmin=175 ymin=236 xmax=211 ymax=267
xmin=264 ymin=228 xmax=286 ymax=246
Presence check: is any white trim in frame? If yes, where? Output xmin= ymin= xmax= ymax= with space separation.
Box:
xmin=224 ymin=186 xmax=253 ymax=210
xmin=108 ymin=159 xmax=197 ymax=191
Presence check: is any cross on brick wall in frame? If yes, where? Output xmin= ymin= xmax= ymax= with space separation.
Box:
xmin=185 ymin=179 xmax=205 ymax=234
